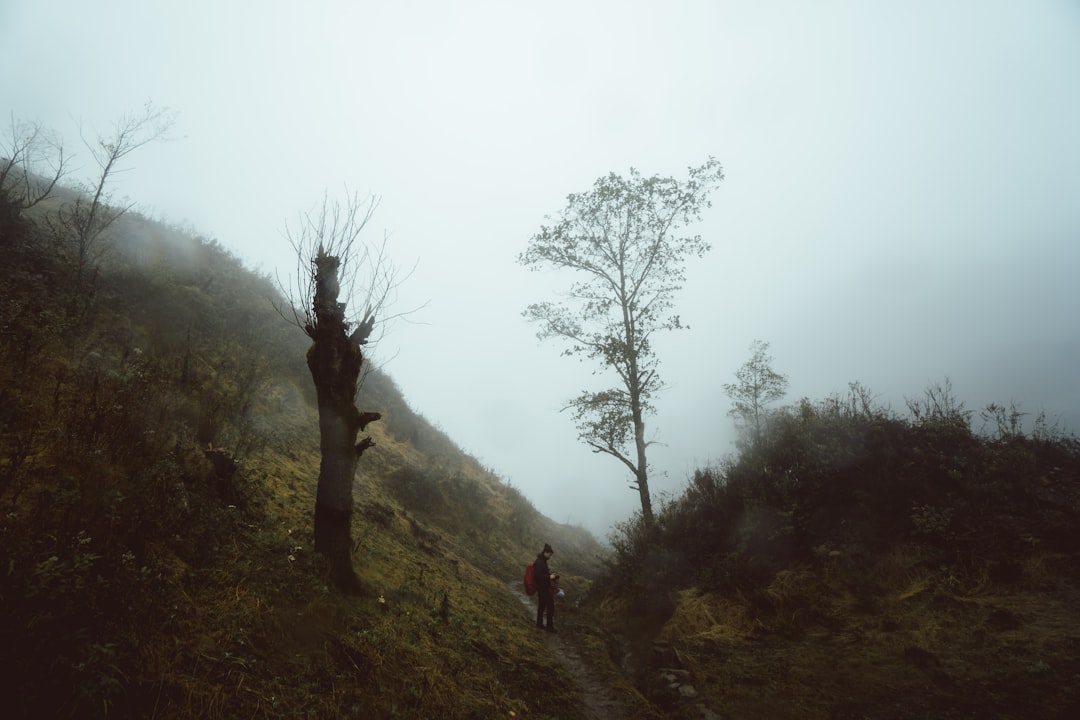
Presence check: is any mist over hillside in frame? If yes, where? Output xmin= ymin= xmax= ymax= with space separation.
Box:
xmin=0 ymin=175 xmax=632 ymax=716
xmin=5 ymin=1 xmax=1080 ymax=715
xmin=4 ymin=164 xmax=1080 ymax=717
xmin=6 ymin=1 xmax=1078 ymax=540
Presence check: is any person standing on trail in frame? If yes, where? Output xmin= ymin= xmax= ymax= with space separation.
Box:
xmin=534 ymin=543 xmax=557 ymax=632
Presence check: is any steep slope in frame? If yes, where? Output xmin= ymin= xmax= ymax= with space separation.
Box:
xmin=0 ymin=189 xmax=643 ymax=718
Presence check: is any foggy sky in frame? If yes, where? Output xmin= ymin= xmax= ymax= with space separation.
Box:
xmin=4 ymin=1 xmax=1079 ymax=536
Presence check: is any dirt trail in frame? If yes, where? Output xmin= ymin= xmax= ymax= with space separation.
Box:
xmin=508 ymin=582 xmax=641 ymax=720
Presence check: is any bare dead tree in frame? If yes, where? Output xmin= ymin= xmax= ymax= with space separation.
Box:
xmin=49 ymin=103 xmax=175 ymax=291
xmin=281 ymin=190 xmax=406 ymax=592
xmin=0 ymin=115 xmax=69 ymax=211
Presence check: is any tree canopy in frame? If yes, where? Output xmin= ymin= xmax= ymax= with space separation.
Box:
xmin=520 ymin=157 xmax=723 ymax=524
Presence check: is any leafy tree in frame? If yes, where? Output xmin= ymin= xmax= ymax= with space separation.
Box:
xmin=283 ymin=192 xmax=402 ymax=591
xmin=519 ymin=158 xmax=723 ymax=525
xmin=723 ymin=339 xmax=788 ymax=446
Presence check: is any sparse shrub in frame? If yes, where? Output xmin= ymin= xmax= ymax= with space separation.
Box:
xmin=386 ymin=464 xmax=445 ymax=513
xmin=505 ymin=481 xmax=541 ymax=542
xmin=905 ymin=377 xmax=973 ymax=432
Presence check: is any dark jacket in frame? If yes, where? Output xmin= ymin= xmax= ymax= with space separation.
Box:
xmin=534 ymin=553 xmax=552 ymax=591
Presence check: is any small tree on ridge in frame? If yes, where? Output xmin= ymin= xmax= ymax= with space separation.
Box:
xmin=724 ymin=339 xmax=788 ymax=447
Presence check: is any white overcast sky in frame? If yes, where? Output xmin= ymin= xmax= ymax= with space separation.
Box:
xmin=4 ymin=1 xmax=1079 ymax=536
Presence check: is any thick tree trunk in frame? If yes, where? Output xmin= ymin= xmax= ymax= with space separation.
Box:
xmin=305 ymin=251 xmax=377 ymax=592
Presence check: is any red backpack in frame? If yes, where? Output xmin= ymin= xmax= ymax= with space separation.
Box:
xmin=523 ymin=561 xmax=537 ymax=596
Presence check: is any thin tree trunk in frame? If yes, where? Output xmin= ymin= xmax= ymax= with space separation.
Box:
xmin=626 ymin=314 xmax=655 ymax=527
xmin=633 ymin=412 xmax=653 ymax=526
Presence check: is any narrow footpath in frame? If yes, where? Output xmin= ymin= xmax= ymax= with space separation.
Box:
xmin=508 ymin=582 xmax=646 ymax=720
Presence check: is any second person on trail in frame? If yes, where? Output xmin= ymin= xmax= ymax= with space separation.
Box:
xmin=534 ymin=543 xmax=558 ymax=633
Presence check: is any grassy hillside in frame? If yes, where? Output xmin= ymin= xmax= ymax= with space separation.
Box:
xmin=0 ymin=184 xmax=639 ymax=719
xmin=586 ymin=386 xmax=1080 ymax=718
xmin=4 ymin=172 xmax=1079 ymax=719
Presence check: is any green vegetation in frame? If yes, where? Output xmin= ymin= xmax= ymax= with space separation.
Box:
xmin=591 ymin=381 xmax=1080 ymax=718
xmin=2 ymin=157 xmax=1078 ymax=718
xmin=0 ymin=177 xmax=620 ymax=718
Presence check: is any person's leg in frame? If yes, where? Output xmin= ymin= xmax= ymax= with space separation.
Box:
xmin=538 ymin=591 xmax=553 ymax=629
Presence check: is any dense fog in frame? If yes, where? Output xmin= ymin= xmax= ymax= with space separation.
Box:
xmin=4 ymin=1 xmax=1077 ymax=535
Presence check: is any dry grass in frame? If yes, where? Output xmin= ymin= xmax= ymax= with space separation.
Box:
xmin=1 ymin=365 xmax=609 ymax=719
xmin=653 ymin=548 xmax=1080 ymax=719
xmin=7 ymin=198 xmax=1079 ymax=719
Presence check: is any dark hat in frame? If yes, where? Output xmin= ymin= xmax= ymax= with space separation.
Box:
xmin=543 ymin=543 xmax=554 ymax=554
